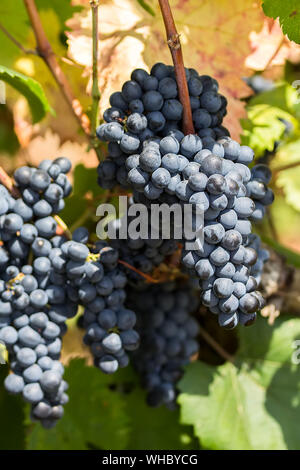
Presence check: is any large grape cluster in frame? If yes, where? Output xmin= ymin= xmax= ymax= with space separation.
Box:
xmin=126 ymin=281 xmax=199 ymax=407
xmin=97 ymin=119 xmax=273 ymax=328
xmin=96 ymin=63 xmax=229 ymax=189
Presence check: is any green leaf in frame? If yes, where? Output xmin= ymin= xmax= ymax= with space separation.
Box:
xmin=36 ymin=0 xmax=82 ymax=30
xmin=0 ymin=1 xmax=30 ymax=67
xmin=124 ymin=378 xmax=198 ymax=450
xmin=59 ymin=164 xmax=106 ymax=228
xmin=241 ymin=103 xmax=297 ymax=157
xmin=0 ymin=365 xmax=27 ymax=449
xmin=0 ymin=1 xmax=81 ymax=67
xmin=263 ymin=0 xmax=300 ymax=44
xmin=27 ymin=359 xmax=130 ymax=450
xmin=248 ymin=82 xmax=300 ymax=119
xmin=72 ymin=164 xmax=104 ymax=198
xmin=271 ymin=138 xmax=300 ymax=212
xmin=137 ymin=0 xmax=155 ymax=16
xmin=178 ymin=317 xmax=300 ymax=450
xmin=0 ymin=66 xmax=53 ymax=123
xmin=0 ymin=106 xmax=20 ymax=155
xmin=276 ymin=165 xmax=300 ymax=212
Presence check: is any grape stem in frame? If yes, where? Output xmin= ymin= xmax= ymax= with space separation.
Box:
xmin=118 ymin=260 xmax=159 ymax=283
xmin=198 ymin=327 xmax=235 ymax=363
xmin=23 ymin=0 xmax=91 ymax=137
xmin=0 ymin=167 xmax=20 ymax=198
xmin=90 ymin=1 xmax=102 ymax=160
xmin=158 ymin=0 xmax=195 ymax=135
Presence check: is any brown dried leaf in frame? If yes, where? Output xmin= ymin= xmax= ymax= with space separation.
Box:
xmin=15 ymin=129 xmax=98 ymax=174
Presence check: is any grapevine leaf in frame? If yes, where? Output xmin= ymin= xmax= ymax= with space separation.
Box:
xmin=72 ymin=164 xmax=104 ymax=198
xmin=276 ymin=165 xmax=300 ymax=212
xmin=124 ymin=379 xmax=198 ymax=450
xmin=245 ymin=18 xmax=300 ymax=71
xmin=178 ymin=317 xmax=300 ymax=450
xmin=263 ymin=1 xmax=300 ymax=44
xmin=0 ymin=1 xmax=30 ymax=67
xmin=241 ymin=103 xmax=297 ymax=156
xmin=271 ymin=138 xmax=300 ymax=212
xmin=0 ymin=66 xmax=53 ymax=123
xmin=59 ymin=164 xmax=106 ymax=227
xmin=0 ymin=365 xmax=27 ymax=449
xmin=27 ymin=359 xmax=130 ymax=450
xmin=0 ymin=106 xmax=20 ymax=155
xmin=35 ymin=0 xmax=83 ymax=30
xmin=249 ymin=82 xmax=300 ymax=118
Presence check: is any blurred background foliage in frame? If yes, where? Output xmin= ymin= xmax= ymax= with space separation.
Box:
xmin=1 ymin=0 xmax=300 ymax=450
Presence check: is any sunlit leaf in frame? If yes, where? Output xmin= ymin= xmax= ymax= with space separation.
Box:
xmin=0 ymin=66 xmax=53 ymax=123
xmin=263 ymin=0 xmax=300 ymax=44
xmin=178 ymin=317 xmax=300 ymax=450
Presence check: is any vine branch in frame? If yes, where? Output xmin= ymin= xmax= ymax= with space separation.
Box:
xmin=273 ymin=159 xmax=300 ymax=175
xmin=158 ymin=0 xmax=194 ymax=135
xmin=23 ymin=0 xmax=91 ymax=137
xmin=0 ymin=167 xmax=20 ymax=199
xmin=90 ymin=0 xmax=101 ymax=160
xmin=0 ymin=23 xmax=38 ymax=55
xmin=199 ymin=327 xmax=235 ymax=363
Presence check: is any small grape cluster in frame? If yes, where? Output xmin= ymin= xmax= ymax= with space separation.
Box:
xmin=0 ymin=158 xmax=79 ymax=427
xmin=49 ymin=229 xmax=140 ymax=374
xmin=96 ymin=63 xmax=228 ymax=189
xmin=0 ymin=259 xmax=71 ymax=429
xmin=126 ymin=281 xmax=199 ymax=407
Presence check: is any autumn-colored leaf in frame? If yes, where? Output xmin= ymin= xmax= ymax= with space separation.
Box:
xmin=246 ymin=18 xmax=300 ymax=71
xmin=14 ymin=129 xmax=98 ymax=173
xmin=66 ymin=0 xmax=266 ymax=140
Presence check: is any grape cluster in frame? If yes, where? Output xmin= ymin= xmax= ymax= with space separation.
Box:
xmin=49 ymin=229 xmax=140 ymax=374
xmin=0 ymin=256 xmax=71 ymax=429
xmin=126 ymin=281 xmax=199 ymax=407
xmin=98 ymin=128 xmax=273 ymax=329
xmin=0 ymin=158 xmax=77 ymax=427
xmin=96 ymin=63 xmax=229 ymax=189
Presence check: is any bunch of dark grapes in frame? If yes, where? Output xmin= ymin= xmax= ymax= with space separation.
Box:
xmin=0 ymin=157 xmax=77 ymax=427
xmin=126 ymin=281 xmax=199 ymax=407
xmin=96 ymin=63 xmax=228 ymax=189
xmin=0 ymin=253 xmax=73 ymax=429
xmin=98 ymin=127 xmax=273 ymax=329
xmin=49 ymin=228 xmax=140 ymax=374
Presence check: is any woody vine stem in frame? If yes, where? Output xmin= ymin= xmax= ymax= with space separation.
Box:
xmin=158 ymin=0 xmax=195 ymax=135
